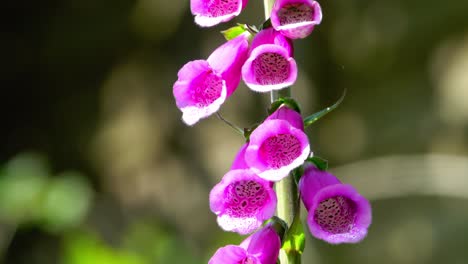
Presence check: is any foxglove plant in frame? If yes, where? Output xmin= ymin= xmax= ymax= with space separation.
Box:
xmin=173 ymin=0 xmax=373 ymax=262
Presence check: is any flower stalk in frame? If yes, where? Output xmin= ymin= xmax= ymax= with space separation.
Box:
xmin=277 ymin=176 xmax=301 ymax=264
xmin=272 ymin=93 xmax=302 ymax=264
xmin=263 ymin=2 xmax=301 ymax=264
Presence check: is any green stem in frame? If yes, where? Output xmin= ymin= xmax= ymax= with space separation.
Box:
xmin=276 ymin=174 xmax=301 ymax=264
xmin=262 ymin=2 xmax=300 ymax=263
xmin=274 ymin=173 xmax=297 ymax=227
xmin=215 ymin=112 xmax=244 ymax=135
xmin=284 ymin=251 xmax=301 ymax=264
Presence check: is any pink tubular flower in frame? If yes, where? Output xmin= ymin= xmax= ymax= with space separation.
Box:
xmin=231 ymin=143 xmax=249 ymax=170
xmin=173 ymin=34 xmax=249 ymax=125
xmin=209 ymin=169 xmax=277 ymax=235
xmin=265 ymin=105 xmax=304 ymax=130
xmin=242 ymin=28 xmax=298 ymax=92
xmin=245 ymin=106 xmax=309 ymax=181
xmin=191 ymin=0 xmax=248 ymax=27
xmin=209 ymin=223 xmax=281 ymax=264
xmin=299 ymin=165 xmax=372 ymax=244
xmin=271 ymin=0 xmax=322 ymax=39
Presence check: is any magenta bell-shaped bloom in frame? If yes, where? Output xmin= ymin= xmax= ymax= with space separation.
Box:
xmin=242 ymin=28 xmax=298 ymax=92
xmin=265 ymin=105 xmax=304 ymax=130
xmin=191 ymin=0 xmax=248 ymax=27
xmin=209 ymin=223 xmax=281 ymax=264
xmin=245 ymin=106 xmax=310 ymax=181
xmin=231 ymin=143 xmax=249 ymax=170
xmin=173 ymin=34 xmax=249 ymax=125
xmin=299 ymin=165 xmax=372 ymax=244
xmin=210 ymin=169 xmax=277 ymax=235
xmin=271 ymin=0 xmax=322 ymax=39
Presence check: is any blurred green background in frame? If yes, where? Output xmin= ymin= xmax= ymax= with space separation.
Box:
xmin=2 ymin=0 xmax=468 ymax=263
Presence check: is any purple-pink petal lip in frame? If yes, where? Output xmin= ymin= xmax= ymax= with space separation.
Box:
xmin=173 ymin=60 xmax=228 ymax=125
xmin=191 ymin=0 xmax=248 ymax=27
xmin=266 ymin=106 xmax=304 ymax=131
xmin=209 ymin=169 xmax=277 ymax=234
xmin=173 ymin=34 xmax=249 ymax=125
xmin=245 ymin=119 xmax=310 ymax=181
xmin=208 ymin=33 xmax=249 ymax=96
xmin=242 ymin=28 xmax=297 ymax=92
xmin=231 ymin=143 xmax=249 ymax=170
xmin=242 ymin=44 xmax=298 ymax=92
xmin=208 ymin=245 xmax=247 ymax=264
xmin=208 ymin=224 xmax=280 ymax=264
xmin=250 ymin=28 xmax=293 ymax=56
xmin=271 ymin=0 xmax=322 ymax=39
xmin=307 ymin=184 xmax=372 ymax=244
xmin=299 ymin=166 xmax=372 ymax=244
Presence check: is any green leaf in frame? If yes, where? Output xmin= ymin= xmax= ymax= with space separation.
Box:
xmin=259 ymin=18 xmax=272 ymax=30
xmin=292 ymin=166 xmax=305 ymax=184
xmin=282 ymin=209 xmax=305 ymax=255
xmin=268 ymin=100 xmax=285 ymax=115
xmin=221 ymin=23 xmax=255 ymax=40
xmin=221 ymin=25 xmax=246 ymax=40
xmin=306 ymin=156 xmax=328 ymax=171
xmin=268 ymin=97 xmax=301 ymax=115
xmin=266 ymin=216 xmax=288 ymax=241
xmin=303 ymin=89 xmax=346 ymax=127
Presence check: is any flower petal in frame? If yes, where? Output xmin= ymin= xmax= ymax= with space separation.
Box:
xmin=250 ymin=28 xmax=293 ymax=56
xmin=209 ymin=245 xmax=248 ymax=264
xmin=209 ymin=169 xmax=277 ymax=234
xmin=231 ymin=143 xmax=249 ymax=170
xmin=271 ymin=0 xmax=322 ymax=39
xmin=217 ymin=214 xmax=264 ymax=235
xmin=266 ymin=106 xmax=304 ymax=131
xmin=299 ymin=169 xmax=372 ymax=244
xmin=191 ymin=0 xmax=246 ymax=27
xmin=245 ymin=119 xmax=310 ymax=181
xmin=208 ymin=34 xmax=249 ymax=96
xmin=173 ymin=60 xmax=227 ymax=125
xmin=242 ymin=44 xmax=298 ymax=93
xmin=243 ymin=224 xmax=281 ymax=264
xmin=299 ymin=165 xmax=341 ymax=209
